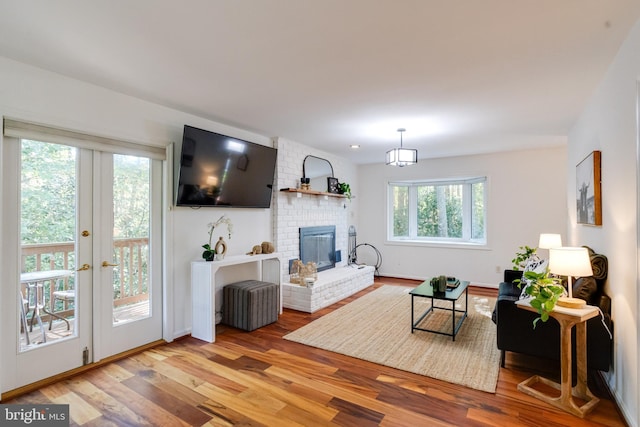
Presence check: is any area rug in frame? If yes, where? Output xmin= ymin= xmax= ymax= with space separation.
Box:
xmin=283 ymin=285 xmax=500 ymax=393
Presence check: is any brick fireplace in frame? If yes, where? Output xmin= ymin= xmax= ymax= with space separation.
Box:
xmin=272 ymin=138 xmax=374 ymax=313
xmin=299 ymin=225 xmax=336 ymax=272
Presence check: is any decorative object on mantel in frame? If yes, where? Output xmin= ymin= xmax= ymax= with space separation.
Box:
xmin=214 ymin=237 xmax=227 ymax=260
xmin=338 ymin=182 xmax=351 ymax=200
xmin=246 ymin=241 xmax=276 ymax=255
xmin=262 ymin=241 xmax=275 ymax=254
xmin=327 ymin=177 xmax=339 ymax=194
xmin=386 ymin=128 xmax=417 ymax=167
xmin=300 ymin=177 xmax=310 ymax=190
xmin=201 ymin=215 xmax=233 ymax=261
xmin=279 ymin=188 xmax=348 ymax=198
xmin=303 ymin=155 xmax=334 ymax=190
xmin=576 ymin=150 xmax=602 ymax=226
xmin=290 ymin=260 xmax=318 ymax=286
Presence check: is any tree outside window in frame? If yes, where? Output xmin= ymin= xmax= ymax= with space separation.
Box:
xmin=389 ymin=178 xmax=486 ymax=244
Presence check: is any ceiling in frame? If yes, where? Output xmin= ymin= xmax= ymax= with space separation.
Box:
xmin=1 ymin=1 xmax=639 ymax=164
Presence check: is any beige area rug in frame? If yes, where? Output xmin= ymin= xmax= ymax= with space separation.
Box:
xmin=283 ymin=285 xmax=501 ymax=393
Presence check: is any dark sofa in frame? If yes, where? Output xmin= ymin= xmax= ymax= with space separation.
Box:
xmin=492 ymin=247 xmax=613 ymax=371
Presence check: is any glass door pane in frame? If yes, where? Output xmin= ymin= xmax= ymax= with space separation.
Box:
xmin=111 ymin=154 xmax=151 ymax=325
xmin=19 ymin=140 xmax=77 ymax=351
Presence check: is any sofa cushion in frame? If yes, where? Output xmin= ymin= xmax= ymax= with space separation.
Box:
xmin=519 ymin=258 xmax=548 ymax=299
xmin=572 ymin=276 xmax=598 ymax=305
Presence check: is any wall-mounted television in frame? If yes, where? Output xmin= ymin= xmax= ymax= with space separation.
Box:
xmin=175 ymin=125 xmax=277 ymax=208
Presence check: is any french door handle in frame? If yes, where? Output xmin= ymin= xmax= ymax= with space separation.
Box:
xmin=76 ymin=263 xmax=91 ymax=271
xmin=102 ymin=261 xmax=119 ymax=268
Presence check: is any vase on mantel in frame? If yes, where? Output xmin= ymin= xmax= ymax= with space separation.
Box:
xmin=214 ymin=236 xmax=227 ymax=260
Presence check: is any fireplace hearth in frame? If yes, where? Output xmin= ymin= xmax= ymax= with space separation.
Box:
xmin=299 ymin=225 xmax=336 ymax=272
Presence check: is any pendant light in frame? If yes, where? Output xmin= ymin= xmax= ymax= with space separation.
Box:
xmin=386 ymin=128 xmax=417 ymax=167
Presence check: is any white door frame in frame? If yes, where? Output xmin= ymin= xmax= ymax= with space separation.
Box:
xmin=0 ymin=138 xmax=164 ymax=393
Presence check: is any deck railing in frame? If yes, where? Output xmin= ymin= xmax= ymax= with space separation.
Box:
xmin=20 ymin=238 xmax=150 ymax=314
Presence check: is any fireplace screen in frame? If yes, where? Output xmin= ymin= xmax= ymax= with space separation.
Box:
xmin=299 ymin=225 xmax=336 ymax=272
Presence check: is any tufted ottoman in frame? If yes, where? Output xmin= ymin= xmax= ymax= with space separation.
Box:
xmin=222 ymin=280 xmax=279 ymax=331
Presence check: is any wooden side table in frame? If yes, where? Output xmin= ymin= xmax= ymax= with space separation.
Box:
xmin=515 ymin=300 xmax=600 ymax=418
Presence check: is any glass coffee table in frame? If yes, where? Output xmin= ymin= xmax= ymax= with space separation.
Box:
xmin=410 ymin=279 xmax=469 ymax=341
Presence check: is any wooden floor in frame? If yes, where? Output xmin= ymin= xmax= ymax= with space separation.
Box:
xmin=4 ymin=277 xmax=626 ymax=426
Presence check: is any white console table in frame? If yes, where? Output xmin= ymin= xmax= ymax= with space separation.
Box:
xmin=191 ymin=253 xmax=281 ymax=343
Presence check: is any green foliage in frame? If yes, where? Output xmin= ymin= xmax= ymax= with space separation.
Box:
xmin=519 ymin=270 xmax=565 ymax=328
xmin=21 ymin=140 xmax=76 ymax=244
xmin=21 ymin=142 xmax=150 ymax=245
xmin=471 ymin=181 xmax=485 ymax=239
xmin=201 ymin=244 xmax=215 ymax=261
xmin=393 ymin=186 xmax=409 ymax=236
xmin=338 ymin=182 xmax=351 ymax=199
xmin=511 ymin=245 xmax=538 ymax=271
xmin=21 ymin=141 xmax=151 ymax=300
xmin=416 ymin=184 xmax=462 ymax=238
xmin=113 ymin=155 xmax=150 ymax=239
xmin=392 ymin=181 xmax=485 ymax=240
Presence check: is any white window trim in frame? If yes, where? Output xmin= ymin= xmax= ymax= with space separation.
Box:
xmin=387 ymin=177 xmax=487 ymax=247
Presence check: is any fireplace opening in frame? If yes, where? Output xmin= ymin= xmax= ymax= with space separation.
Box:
xmin=299 ymin=225 xmax=336 ymax=272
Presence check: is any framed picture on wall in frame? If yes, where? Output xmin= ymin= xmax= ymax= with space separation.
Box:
xmin=576 ymin=150 xmax=602 ymax=226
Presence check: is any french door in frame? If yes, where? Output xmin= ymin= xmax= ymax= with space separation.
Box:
xmin=1 ymin=137 xmax=162 ymax=393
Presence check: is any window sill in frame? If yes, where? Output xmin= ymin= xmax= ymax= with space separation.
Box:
xmin=386 ymin=239 xmax=489 ymax=250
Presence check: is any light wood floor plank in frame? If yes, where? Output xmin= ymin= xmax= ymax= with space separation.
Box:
xmin=2 ymin=278 xmax=626 ymax=426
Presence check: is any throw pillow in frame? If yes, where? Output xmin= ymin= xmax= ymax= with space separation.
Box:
xmin=572 ymin=276 xmax=598 ymax=304
xmin=519 ymin=258 xmax=548 ymax=299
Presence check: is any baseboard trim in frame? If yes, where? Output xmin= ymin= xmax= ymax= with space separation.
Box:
xmin=1 ymin=339 xmax=166 ymax=401
xmin=594 ymin=370 xmax=633 ymax=427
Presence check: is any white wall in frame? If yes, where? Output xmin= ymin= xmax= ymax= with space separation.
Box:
xmin=0 ymin=56 xmax=276 ymax=341
xmin=356 ymin=147 xmax=567 ymax=286
xmin=567 ymin=19 xmax=640 ymax=427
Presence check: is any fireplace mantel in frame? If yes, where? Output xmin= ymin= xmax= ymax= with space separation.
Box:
xmin=280 ymin=188 xmax=347 ymax=199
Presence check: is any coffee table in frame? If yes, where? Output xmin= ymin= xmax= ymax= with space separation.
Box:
xmin=410 ymin=280 xmax=469 ymax=341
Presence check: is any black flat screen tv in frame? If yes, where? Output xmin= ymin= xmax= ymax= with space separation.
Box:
xmin=175 ymin=125 xmax=277 ymax=208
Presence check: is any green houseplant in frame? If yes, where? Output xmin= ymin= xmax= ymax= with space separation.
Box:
xmin=202 ymin=215 xmax=233 ymax=261
xmin=518 ymin=270 xmax=565 ymax=328
xmin=511 ymin=245 xmax=566 ymax=327
xmin=338 ymin=182 xmax=351 ymax=199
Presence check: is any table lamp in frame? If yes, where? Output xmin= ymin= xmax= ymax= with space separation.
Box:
xmin=549 ymin=246 xmax=593 ymax=308
xmin=538 ymin=233 xmax=562 ymax=250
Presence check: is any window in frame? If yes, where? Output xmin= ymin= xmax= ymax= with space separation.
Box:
xmin=389 ymin=177 xmax=486 ymax=244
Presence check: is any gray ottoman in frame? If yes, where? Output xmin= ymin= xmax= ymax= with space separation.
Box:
xmin=222 ymin=280 xmax=279 ymax=331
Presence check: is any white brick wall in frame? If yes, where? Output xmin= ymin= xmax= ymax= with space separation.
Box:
xmin=282 ymin=265 xmax=375 ymax=312
xmin=272 ymin=137 xmax=354 ymax=282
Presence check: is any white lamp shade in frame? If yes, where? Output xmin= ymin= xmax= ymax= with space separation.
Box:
xmin=538 ymin=233 xmax=562 ymax=249
xmin=386 ymin=147 xmax=417 ymax=167
xmin=549 ymin=247 xmax=593 ymax=277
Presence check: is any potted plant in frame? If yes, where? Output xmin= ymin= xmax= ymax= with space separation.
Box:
xmin=202 ymin=215 xmax=233 ymax=261
xmin=511 ymin=245 xmax=565 ymax=327
xmin=518 ymin=270 xmax=565 ymax=328
xmin=338 ymin=182 xmax=351 ymax=199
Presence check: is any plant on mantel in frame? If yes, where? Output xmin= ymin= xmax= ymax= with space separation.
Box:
xmin=338 ymin=182 xmax=351 ymax=200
